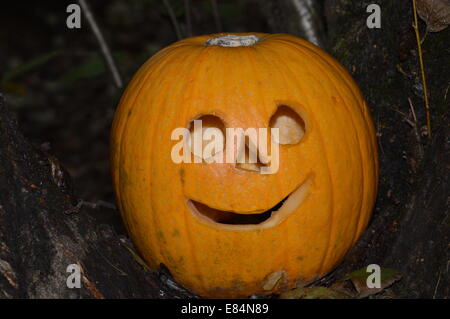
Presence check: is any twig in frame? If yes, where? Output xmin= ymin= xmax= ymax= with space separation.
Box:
xmin=121 ymin=240 xmax=152 ymax=273
xmin=79 ymin=269 xmax=105 ymax=299
xmin=78 ymin=0 xmax=123 ymax=89
xmin=376 ymin=115 xmax=385 ymax=158
xmin=184 ymin=0 xmax=192 ymax=37
xmin=80 ymin=200 xmax=117 ymax=210
xmin=163 ymin=0 xmax=183 ymax=40
xmin=407 ymin=98 xmax=424 ymax=157
xmin=210 ymin=0 xmax=223 ymax=32
xmin=396 ymin=64 xmax=408 ymax=77
xmin=64 ymin=199 xmax=116 ymax=215
xmin=433 ymin=270 xmax=441 ymax=299
xmin=411 ymin=0 xmax=431 ymax=139
xmin=420 ymin=29 xmax=428 ymax=44
xmin=93 ymin=245 xmax=127 ymax=276
xmin=408 ymin=97 xmax=418 ymax=124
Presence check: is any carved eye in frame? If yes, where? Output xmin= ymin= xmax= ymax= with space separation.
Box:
xmin=188 ymin=115 xmax=226 ymax=162
xmin=269 ymin=105 xmax=306 ymax=145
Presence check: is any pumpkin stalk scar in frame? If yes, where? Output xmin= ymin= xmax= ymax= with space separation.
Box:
xmin=205 ymin=34 xmax=260 ymax=47
xmin=186 ymin=176 xmax=313 ymax=231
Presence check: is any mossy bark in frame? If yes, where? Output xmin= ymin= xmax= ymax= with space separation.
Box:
xmin=325 ymin=0 xmax=448 ymax=299
xmin=0 ymin=96 xmax=192 ymax=298
xmin=265 ymin=0 xmax=449 ymax=298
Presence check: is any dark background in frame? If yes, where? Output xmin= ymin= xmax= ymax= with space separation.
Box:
xmin=1 ymin=0 xmax=270 ymax=203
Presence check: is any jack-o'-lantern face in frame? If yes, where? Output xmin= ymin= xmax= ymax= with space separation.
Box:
xmin=183 ymin=105 xmax=312 ymax=230
xmin=110 ymin=33 xmax=379 ymax=298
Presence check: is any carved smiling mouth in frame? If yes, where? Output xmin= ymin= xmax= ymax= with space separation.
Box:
xmin=187 ymin=176 xmax=312 ymax=231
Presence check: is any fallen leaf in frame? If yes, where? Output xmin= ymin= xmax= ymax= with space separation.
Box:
xmin=417 ymin=0 xmax=450 ymax=32
xmin=279 ymin=287 xmax=349 ymax=299
xmin=330 ymin=278 xmax=359 ymax=297
xmin=262 ymin=270 xmax=286 ymax=291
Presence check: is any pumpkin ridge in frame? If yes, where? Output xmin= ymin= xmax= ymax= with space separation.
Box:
xmin=243 ymin=45 xmax=271 ymax=132
xmin=113 ymin=45 xmax=181 ymax=235
xmin=277 ymin=39 xmax=364 ymax=272
xmin=261 ymin=41 xmax=336 ymax=276
xmin=299 ymin=39 xmax=378 ymax=250
xmin=123 ymin=46 xmax=199 ymax=269
xmin=298 ymin=46 xmax=366 ymax=251
xmin=250 ymin=43 xmax=308 ymax=278
xmin=285 ymin=37 xmax=379 ymax=198
xmin=177 ymin=44 xmax=219 ymax=293
xmin=275 ymin=38 xmax=370 ymax=252
xmin=305 ymin=48 xmax=378 ymax=241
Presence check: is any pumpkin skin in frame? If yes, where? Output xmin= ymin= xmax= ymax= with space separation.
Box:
xmin=110 ymin=33 xmax=379 ymax=298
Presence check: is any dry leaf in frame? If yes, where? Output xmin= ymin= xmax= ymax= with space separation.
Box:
xmin=330 ymin=279 xmax=359 ymax=297
xmin=279 ymin=287 xmax=349 ymax=299
xmin=262 ymin=270 xmax=286 ymax=291
xmin=417 ymin=0 xmax=450 ymax=32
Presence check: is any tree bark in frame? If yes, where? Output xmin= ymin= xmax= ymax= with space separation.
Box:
xmin=0 ymin=96 xmax=193 ymax=298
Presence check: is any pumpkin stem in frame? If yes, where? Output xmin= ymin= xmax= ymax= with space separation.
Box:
xmin=205 ymin=34 xmax=259 ymax=47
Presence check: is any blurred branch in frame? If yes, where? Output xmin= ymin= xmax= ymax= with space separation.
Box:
xmin=261 ymin=0 xmax=327 ymax=48
xmin=184 ymin=0 xmax=192 ymax=37
xmin=78 ymin=0 xmax=123 ymax=89
xmin=163 ymin=0 xmax=183 ymax=40
xmin=2 ymin=50 xmax=62 ymax=83
xmin=210 ymin=0 xmax=223 ymax=32
xmin=290 ymin=0 xmax=323 ymax=47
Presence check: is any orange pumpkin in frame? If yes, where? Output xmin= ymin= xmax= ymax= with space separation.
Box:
xmin=110 ymin=33 xmax=379 ymax=298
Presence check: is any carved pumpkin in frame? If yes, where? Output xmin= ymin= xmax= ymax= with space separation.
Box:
xmin=110 ymin=33 xmax=379 ymax=298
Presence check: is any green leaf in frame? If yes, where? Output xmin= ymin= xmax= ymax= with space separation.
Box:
xmin=59 ymin=54 xmax=106 ymax=85
xmin=339 ymin=266 xmax=402 ymax=298
xmin=2 ymin=50 xmax=62 ymax=82
xmin=279 ymin=286 xmax=349 ymax=299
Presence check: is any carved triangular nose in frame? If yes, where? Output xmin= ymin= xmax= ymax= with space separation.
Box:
xmin=235 ymin=138 xmax=269 ymax=173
